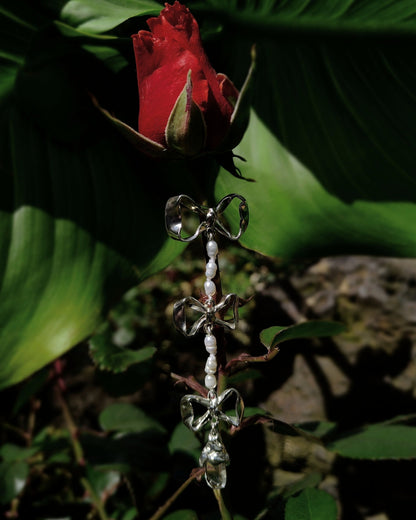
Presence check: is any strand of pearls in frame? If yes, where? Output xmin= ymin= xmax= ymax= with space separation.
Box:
xmin=204 ymin=237 xmax=218 ymax=390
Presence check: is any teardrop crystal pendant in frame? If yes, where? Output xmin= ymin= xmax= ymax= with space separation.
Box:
xmin=204 ymin=462 xmax=228 ymax=489
xmin=199 ymin=428 xmax=230 ymax=489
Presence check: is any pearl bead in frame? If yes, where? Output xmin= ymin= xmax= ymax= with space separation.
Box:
xmin=204 ymin=280 xmax=216 ymax=296
xmin=204 ymin=334 xmax=217 ymax=347
xmin=205 ymin=355 xmax=217 ymax=373
xmin=205 ymin=259 xmax=217 ymax=279
xmin=204 ymin=334 xmax=217 ymax=354
xmin=206 ymin=240 xmax=218 ymax=258
xmin=205 ymin=374 xmax=217 ymax=389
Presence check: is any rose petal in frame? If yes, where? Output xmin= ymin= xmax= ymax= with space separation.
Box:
xmin=132 ymin=1 xmax=238 ymax=151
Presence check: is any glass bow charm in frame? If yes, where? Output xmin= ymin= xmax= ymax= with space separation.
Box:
xmin=181 ymin=389 xmax=244 ymax=489
xmin=165 ymin=193 xmax=249 ymax=489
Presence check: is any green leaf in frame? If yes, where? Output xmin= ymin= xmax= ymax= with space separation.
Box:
xmin=120 ymin=508 xmax=138 ymax=520
xmin=60 ymin=0 xmax=161 ymax=34
xmin=0 ymin=7 xmax=36 ymax=109
xmin=54 ymin=20 xmax=119 ymax=40
xmin=164 ymin=511 xmax=198 ymax=520
xmin=0 ymin=443 xmax=38 ymax=462
xmin=281 ymin=473 xmax=325 ymax=500
xmin=169 ymin=422 xmax=200 ymax=462
xmin=296 ymin=421 xmax=337 ymax=439
xmin=268 ymin=418 xmax=307 ymax=438
xmin=216 ymin=110 xmax=416 ymax=258
xmin=220 ymin=45 xmax=256 ymax=152
xmin=81 ymin=431 xmax=169 ymax=471
xmin=86 ymin=465 xmax=120 ymax=499
xmin=285 ymin=488 xmax=337 ymax=520
xmin=99 ymin=403 xmax=165 ymax=433
xmin=0 ymin=4 xmax=189 ymax=391
xmin=0 ymin=0 xmax=47 ymax=32
xmin=82 ymin=44 xmax=128 ymax=73
xmin=213 ymin=0 xmax=416 ymax=259
xmin=260 ymin=321 xmax=346 ymax=350
xmin=226 ymin=368 xmax=262 ymax=384
xmin=0 ymin=460 xmax=28 ymax=504
xmin=327 ymin=423 xmax=416 ymax=459
xmin=0 ymin=106 xmax=183 ymax=389
xmin=11 ymin=369 xmax=48 ymax=415
xmin=213 ymin=1 xmax=416 ymax=199
xmin=89 ymin=321 xmax=156 ymax=372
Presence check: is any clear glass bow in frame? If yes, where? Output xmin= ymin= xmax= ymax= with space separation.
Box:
xmin=165 ymin=193 xmax=249 ymax=242
xmin=181 ymin=388 xmax=245 ymax=489
xmin=173 ymin=293 xmax=239 ymax=336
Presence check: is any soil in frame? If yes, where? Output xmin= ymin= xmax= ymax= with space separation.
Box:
xmin=260 ymin=255 xmax=416 ymax=520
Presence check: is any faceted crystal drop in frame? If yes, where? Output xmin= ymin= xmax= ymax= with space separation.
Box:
xmin=204 ymin=462 xmax=227 ymax=489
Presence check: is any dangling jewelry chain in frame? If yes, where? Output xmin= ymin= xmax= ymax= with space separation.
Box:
xmin=165 ymin=193 xmax=249 ymax=489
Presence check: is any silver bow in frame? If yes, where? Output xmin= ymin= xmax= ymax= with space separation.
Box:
xmin=180 ymin=388 xmax=245 ymax=432
xmin=173 ymin=294 xmax=239 ymax=337
xmin=181 ymin=388 xmax=245 ymax=489
xmin=165 ymin=193 xmax=249 ymax=242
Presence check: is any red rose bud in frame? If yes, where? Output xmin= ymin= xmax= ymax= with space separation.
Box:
xmin=91 ymin=2 xmax=255 ymax=176
xmin=132 ymin=1 xmax=252 ymax=158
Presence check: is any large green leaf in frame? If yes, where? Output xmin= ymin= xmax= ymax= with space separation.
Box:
xmin=0 ymin=106 xmax=183 ymax=389
xmin=0 ymin=7 xmax=185 ymax=389
xmin=207 ymin=0 xmax=416 ymax=258
xmin=204 ymin=0 xmax=416 ymax=200
xmin=216 ymin=110 xmax=416 ymax=258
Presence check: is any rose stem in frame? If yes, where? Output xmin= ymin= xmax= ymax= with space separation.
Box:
xmin=53 ymin=360 xmax=111 ymax=520
xmin=213 ymin=488 xmax=233 ymax=520
xmin=148 ymin=468 xmax=204 ymax=520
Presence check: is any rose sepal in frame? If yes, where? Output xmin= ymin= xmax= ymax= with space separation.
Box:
xmin=218 ymin=45 xmax=256 ymax=153
xmin=165 ymin=70 xmax=207 ymax=157
xmin=90 ymin=94 xmax=180 ymax=159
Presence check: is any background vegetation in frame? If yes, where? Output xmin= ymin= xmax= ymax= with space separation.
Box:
xmin=1 ymin=0 xmax=416 ymax=518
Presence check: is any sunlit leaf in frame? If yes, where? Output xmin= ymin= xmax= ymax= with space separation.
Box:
xmin=216 ymin=111 xmax=416 ymax=259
